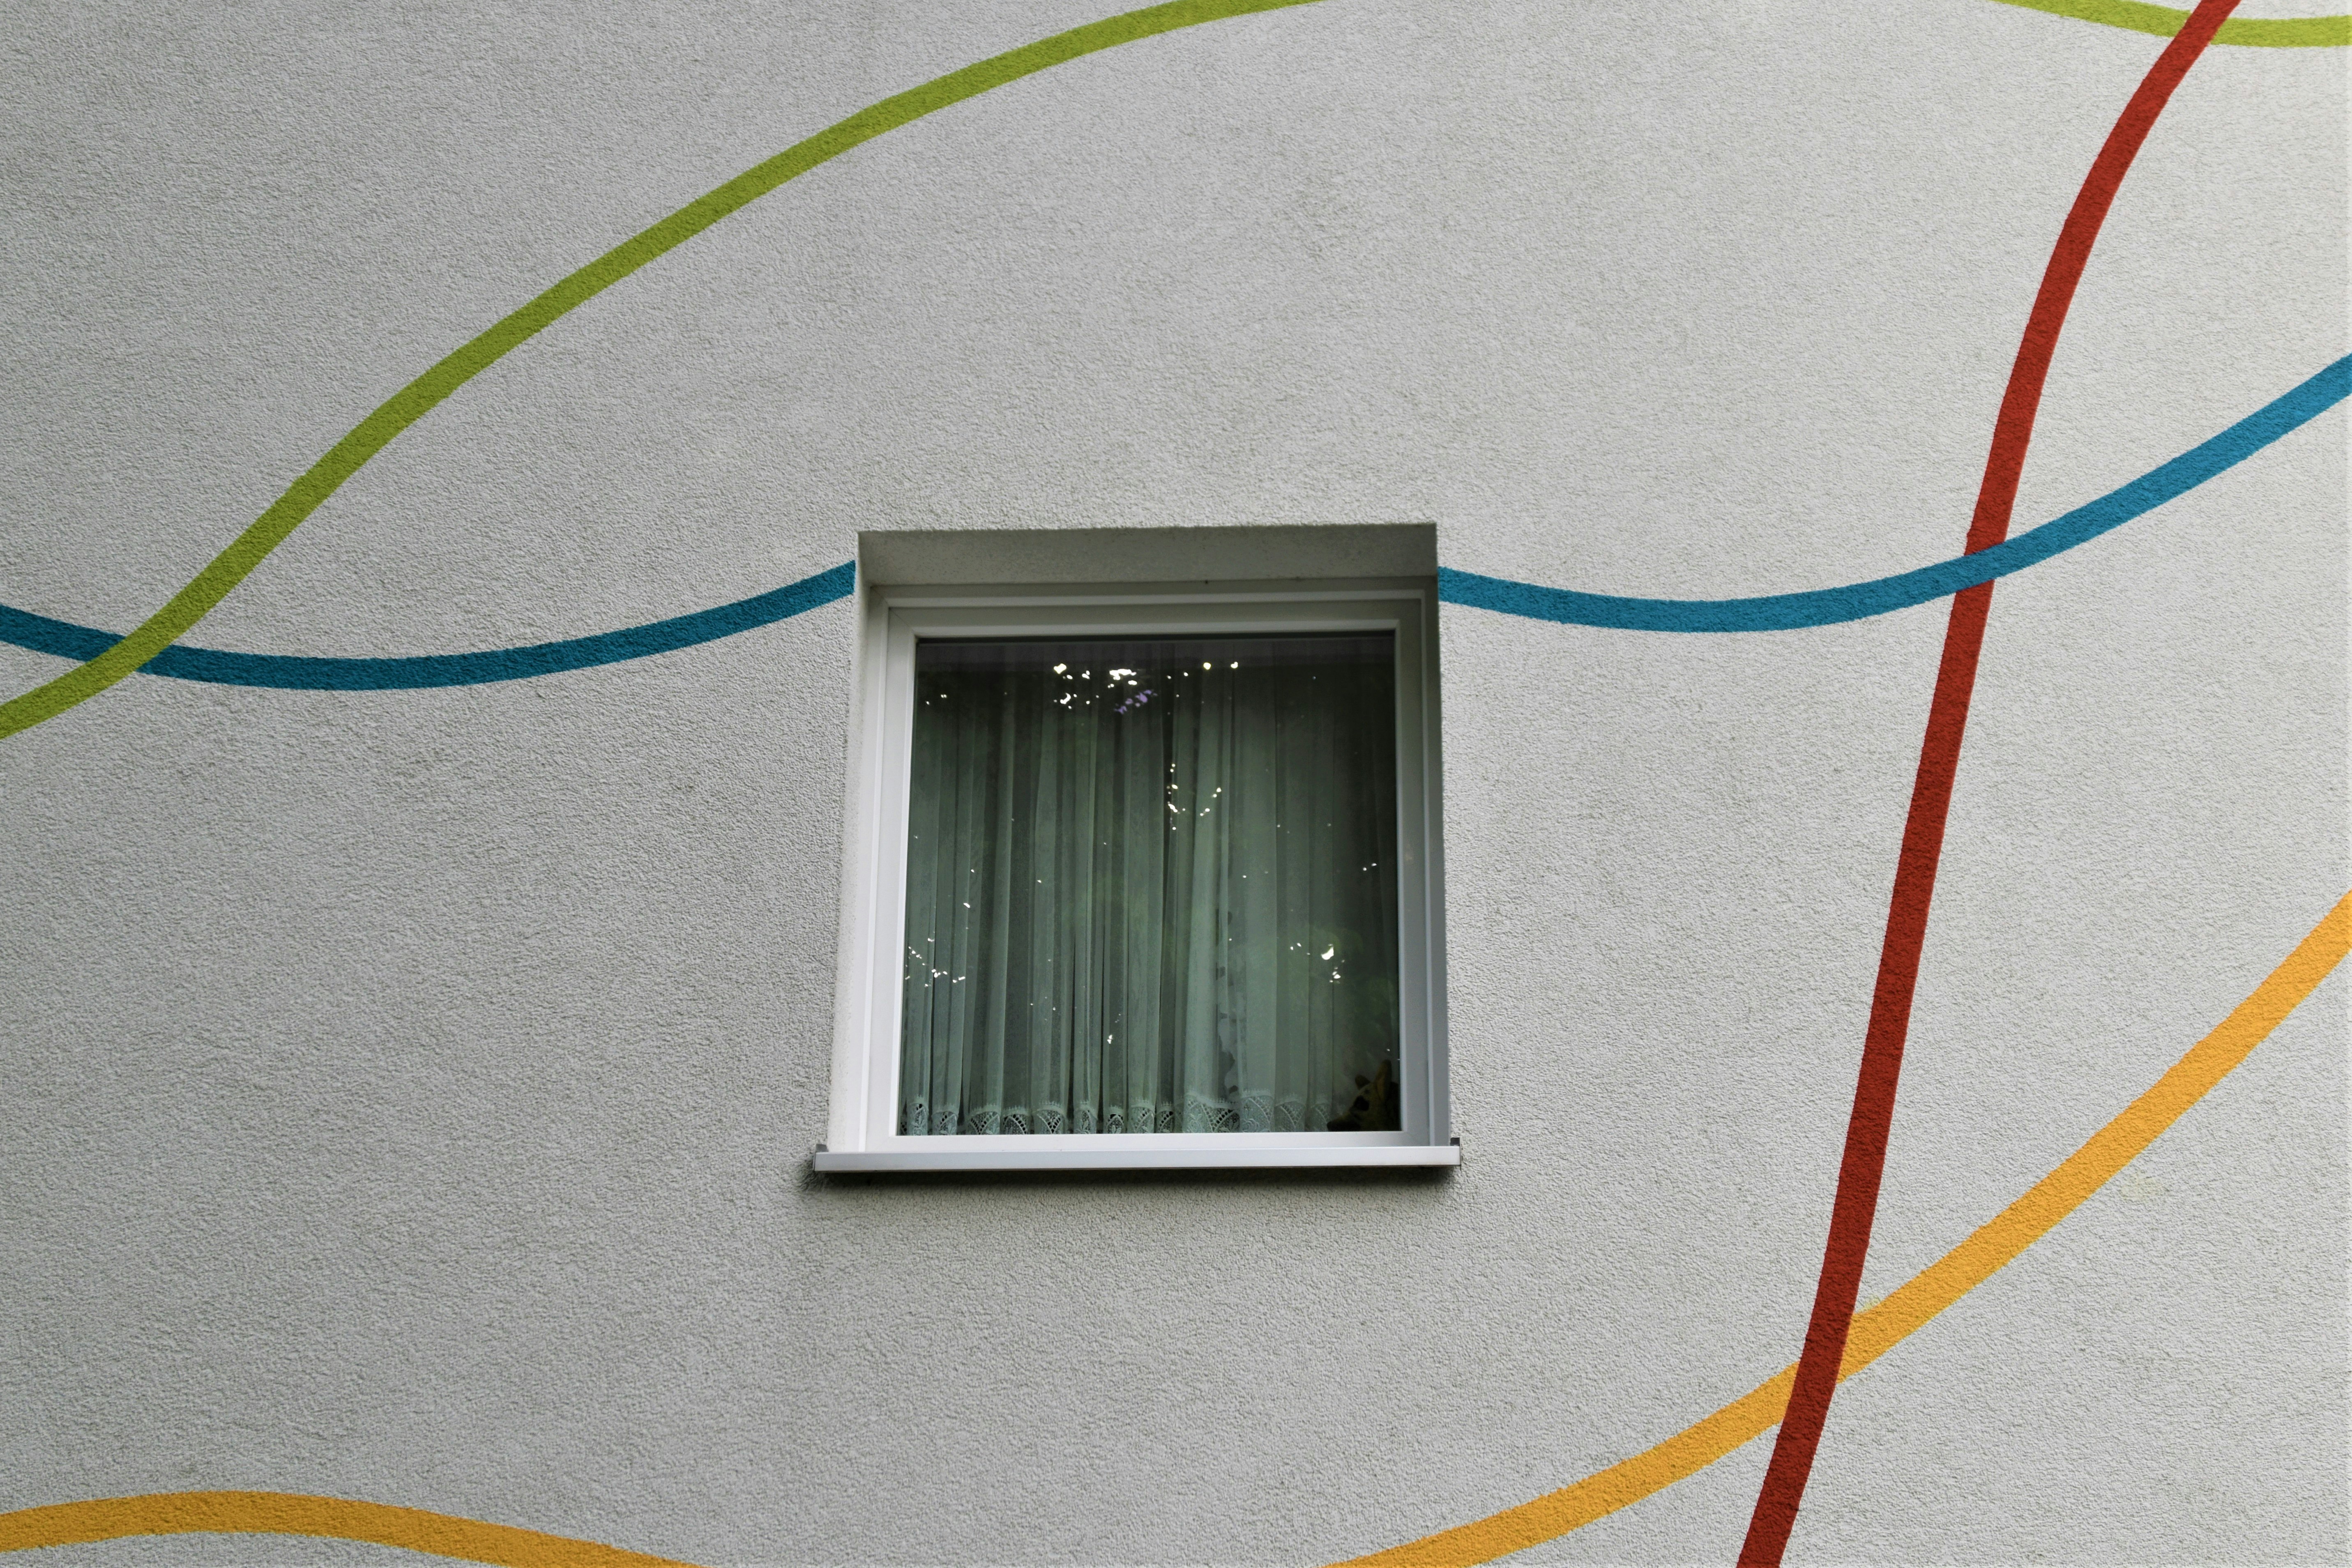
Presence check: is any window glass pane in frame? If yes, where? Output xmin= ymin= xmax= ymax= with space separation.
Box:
xmin=898 ymin=633 xmax=1401 ymax=1135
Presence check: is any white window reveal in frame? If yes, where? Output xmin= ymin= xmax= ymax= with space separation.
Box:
xmin=821 ymin=531 xmax=1450 ymax=1171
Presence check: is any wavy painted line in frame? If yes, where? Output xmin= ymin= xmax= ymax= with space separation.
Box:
xmin=1439 ymin=354 xmax=2347 ymax=633
xmin=1336 ymin=889 xmax=2352 ymax=1568
xmin=0 ymin=1490 xmax=704 ymax=1566
xmin=4 ymin=357 xmax=2341 ymax=685
xmin=1989 ymin=0 xmax=2351 ymax=46
xmin=1741 ymin=4 xmax=2243 ymax=1557
xmin=0 ymin=564 xmax=855 ymax=691
xmin=5 ymin=895 xmax=2342 ymax=1567
xmin=0 ymin=0 xmax=1318 ymax=741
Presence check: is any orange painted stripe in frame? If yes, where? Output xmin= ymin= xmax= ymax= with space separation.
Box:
xmin=2 ymin=895 xmax=2342 ymax=1566
xmin=0 ymin=1490 xmax=703 ymax=1566
xmin=1336 ymin=889 xmax=2352 ymax=1567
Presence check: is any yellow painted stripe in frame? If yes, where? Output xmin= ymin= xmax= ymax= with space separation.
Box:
xmin=1335 ymin=889 xmax=2352 ymax=1568
xmin=0 ymin=1491 xmax=702 ymax=1566
xmin=1988 ymin=0 xmax=2351 ymax=44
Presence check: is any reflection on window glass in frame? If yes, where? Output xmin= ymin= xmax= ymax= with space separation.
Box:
xmin=899 ymin=634 xmax=1401 ymax=1135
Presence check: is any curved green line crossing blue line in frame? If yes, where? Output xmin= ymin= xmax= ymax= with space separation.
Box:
xmin=0 ymin=565 xmax=855 ymax=690
xmin=0 ymin=357 xmax=2339 ymax=688
xmin=0 ymin=0 xmax=1328 ymax=740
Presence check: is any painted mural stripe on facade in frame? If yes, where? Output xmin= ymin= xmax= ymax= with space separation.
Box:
xmin=1988 ymin=0 xmax=2351 ymax=45
xmin=1335 ymin=890 xmax=2352 ymax=1568
xmin=0 ymin=1490 xmax=698 ymax=1566
xmin=1439 ymin=354 xmax=2347 ymax=633
xmin=4 ymin=893 xmax=2341 ymax=1566
xmin=2 ymin=357 xmax=2341 ymax=686
xmin=0 ymin=564 xmax=858 ymax=691
xmin=0 ymin=0 xmax=1320 ymax=742
xmin=1741 ymin=4 xmax=2243 ymax=1556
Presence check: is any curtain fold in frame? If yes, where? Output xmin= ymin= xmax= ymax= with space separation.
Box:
xmin=899 ymin=634 xmax=1401 ymax=1135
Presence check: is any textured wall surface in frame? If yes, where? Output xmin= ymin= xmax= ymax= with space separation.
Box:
xmin=1 ymin=0 xmax=2345 ymax=1563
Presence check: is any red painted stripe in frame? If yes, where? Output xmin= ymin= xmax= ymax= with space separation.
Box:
xmin=1737 ymin=4 xmax=2241 ymax=1561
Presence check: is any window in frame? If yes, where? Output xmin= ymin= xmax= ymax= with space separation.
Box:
xmin=820 ymin=527 xmax=1451 ymax=1170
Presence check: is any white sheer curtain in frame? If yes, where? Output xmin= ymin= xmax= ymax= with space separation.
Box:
xmin=898 ymin=634 xmax=1401 ymax=1135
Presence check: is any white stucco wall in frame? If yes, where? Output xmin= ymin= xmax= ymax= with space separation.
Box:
xmin=2 ymin=1 xmax=2343 ymax=1562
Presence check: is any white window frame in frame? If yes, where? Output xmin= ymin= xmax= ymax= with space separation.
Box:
xmin=820 ymin=575 xmax=1453 ymax=1171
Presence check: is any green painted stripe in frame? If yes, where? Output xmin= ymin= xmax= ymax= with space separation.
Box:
xmin=1988 ymin=0 xmax=2351 ymax=45
xmin=0 ymin=0 xmax=1321 ymax=741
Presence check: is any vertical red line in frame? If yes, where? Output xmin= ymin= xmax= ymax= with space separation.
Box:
xmin=1736 ymin=4 xmax=2240 ymax=1561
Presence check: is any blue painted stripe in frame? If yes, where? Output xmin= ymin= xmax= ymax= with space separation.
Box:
xmin=0 ymin=357 xmax=2341 ymax=686
xmin=1440 ymin=355 xmax=2348 ymax=631
xmin=0 ymin=564 xmax=856 ymax=690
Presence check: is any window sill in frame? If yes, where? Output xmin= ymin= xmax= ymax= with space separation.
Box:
xmin=811 ymin=1142 xmax=1460 ymax=1172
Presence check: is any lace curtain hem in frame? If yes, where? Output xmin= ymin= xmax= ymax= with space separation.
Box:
xmin=902 ymin=1090 xmax=1337 ymax=1136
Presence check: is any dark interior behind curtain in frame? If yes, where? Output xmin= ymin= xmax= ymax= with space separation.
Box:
xmin=899 ymin=634 xmax=1401 ymax=1135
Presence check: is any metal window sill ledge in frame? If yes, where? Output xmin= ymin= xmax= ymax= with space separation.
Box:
xmin=813 ymin=1142 xmax=1460 ymax=1172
